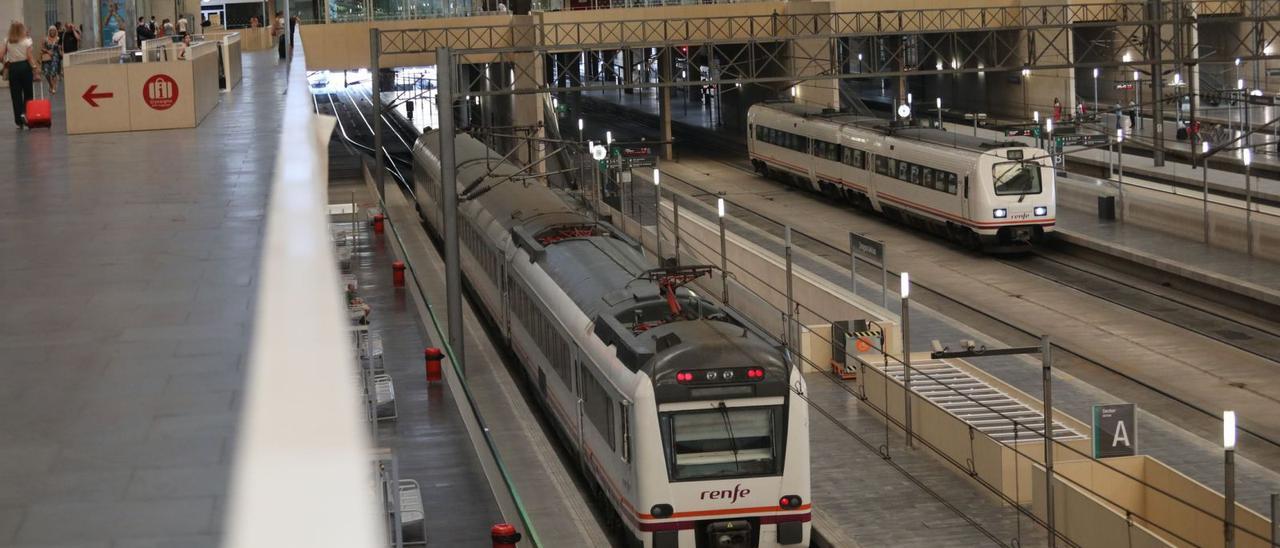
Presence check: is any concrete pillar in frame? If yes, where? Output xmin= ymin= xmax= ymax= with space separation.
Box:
xmin=623 ymin=48 xmax=635 ymax=94
xmin=659 ymin=46 xmax=673 ymax=160
xmin=785 ymin=2 xmax=838 ymax=109
xmin=508 ymin=15 xmax=545 ymax=171
xmin=1020 ymin=26 xmax=1075 ymax=120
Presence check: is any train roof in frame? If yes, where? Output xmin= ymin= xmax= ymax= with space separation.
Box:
xmin=417 ymin=131 xmax=789 ymax=387
xmin=753 ymin=101 xmax=1027 ymax=155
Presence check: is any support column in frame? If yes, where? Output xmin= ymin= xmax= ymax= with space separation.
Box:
xmin=623 ymin=48 xmax=635 ymax=94
xmin=786 ymin=2 xmax=839 ymax=109
xmin=1149 ymin=0 xmax=1167 ymax=166
xmin=508 ymin=53 xmax=546 ymax=175
xmin=659 ymin=46 xmax=674 ymax=160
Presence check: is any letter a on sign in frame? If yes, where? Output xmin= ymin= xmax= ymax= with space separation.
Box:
xmin=1111 ymin=421 xmax=1130 ymax=448
xmin=1092 ymin=403 xmax=1137 ymax=458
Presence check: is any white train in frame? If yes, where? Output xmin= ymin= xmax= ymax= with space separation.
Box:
xmin=747 ymin=102 xmax=1056 ymax=249
xmin=413 ymin=131 xmax=811 ymax=548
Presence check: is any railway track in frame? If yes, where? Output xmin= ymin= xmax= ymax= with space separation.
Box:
xmin=647 ymin=157 xmax=1280 ymax=467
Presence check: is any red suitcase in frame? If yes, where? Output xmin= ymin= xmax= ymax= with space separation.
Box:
xmin=25 ymin=83 xmax=51 ymax=128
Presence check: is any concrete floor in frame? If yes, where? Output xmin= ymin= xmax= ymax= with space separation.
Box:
xmin=0 ymin=50 xmax=287 ymax=547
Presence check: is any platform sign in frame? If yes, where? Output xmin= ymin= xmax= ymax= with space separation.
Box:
xmin=849 ymin=232 xmax=888 ymax=309
xmin=1092 ymin=403 xmax=1137 ymax=458
xmin=620 ymin=145 xmax=657 ymax=168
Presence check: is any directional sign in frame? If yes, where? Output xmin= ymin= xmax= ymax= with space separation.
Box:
xmin=1092 ymin=403 xmax=1137 ymax=458
xmin=1057 ymin=133 xmax=1109 ymax=147
xmin=849 ymin=232 xmax=884 ymax=265
xmin=81 ymin=84 xmax=114 ymax=107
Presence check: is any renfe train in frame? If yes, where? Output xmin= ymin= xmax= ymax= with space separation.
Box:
xmin=412 ymin=130 xmax=811 ymax=548
xmin=747 ymin=102 xmax=1057 ymax=249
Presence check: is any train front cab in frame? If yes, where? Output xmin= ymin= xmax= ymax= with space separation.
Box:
xmin=973 ymin=148 xmax=1056 ymax=250
xmin=636 ymin=357 xmax=810 ymax=548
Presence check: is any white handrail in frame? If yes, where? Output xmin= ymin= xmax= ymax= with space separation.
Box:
xmin=222 ymin=43 xmax=384 ymax=548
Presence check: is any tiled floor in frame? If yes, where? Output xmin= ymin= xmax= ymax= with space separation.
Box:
xmin=0 ymin=49 xmax=289 ymax=546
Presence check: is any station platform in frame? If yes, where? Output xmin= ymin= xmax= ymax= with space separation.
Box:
xmin=0 ymin=48 xmax=288 ymax=546
xmin=327 ymin=176 xmax=502 ymax=545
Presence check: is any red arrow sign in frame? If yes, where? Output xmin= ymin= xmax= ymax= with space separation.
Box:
xmin=82 ymin=84 xmax=114 ymax=107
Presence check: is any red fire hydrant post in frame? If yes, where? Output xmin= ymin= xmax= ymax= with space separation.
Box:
xmin=490 ymin=523 xmax=522 ymax=548
xmin=424 ymin=347 xmax=443 ymax=383
xmin=372 ymin=213 xmax=385 ymax=234
xmin=391 ymin=260 xmax=406 ymax=288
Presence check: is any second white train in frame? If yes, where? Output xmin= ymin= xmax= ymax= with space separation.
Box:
xmin=747 ymin=102 xmax=1056 ymax=249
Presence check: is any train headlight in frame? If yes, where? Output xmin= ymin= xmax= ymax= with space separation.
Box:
xmin=1034 ymin=206 xmax=1048 ymax=217
xmin=650 ymin=504 xmax=674 ymax=518
xmin=779 ymin=495 xmax=803 ymax=509
xmin=993 ymin=208 xmax=1008 ymax=219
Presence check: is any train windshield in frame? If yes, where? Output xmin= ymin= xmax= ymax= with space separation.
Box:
xmin=992 ymin=161 xmax=1044 ymax=196
xmin=661 ymin=405 xmax=781 ymax=481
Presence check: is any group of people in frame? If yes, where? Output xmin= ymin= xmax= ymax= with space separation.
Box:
xmin=134 ymin=15 xmax=185 ymax=47
xmin=3 ymin=21 xmax=80 ymax=128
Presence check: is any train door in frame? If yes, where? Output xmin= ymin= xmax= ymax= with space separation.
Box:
xmin=960 ymin=173 xmax=972 ymax=220
xmin=575 ymin=357 xmax=588 ymax=474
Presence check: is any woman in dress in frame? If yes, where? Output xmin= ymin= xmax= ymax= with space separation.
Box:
xmin=40 ymin=26 xmax=61 ymax=94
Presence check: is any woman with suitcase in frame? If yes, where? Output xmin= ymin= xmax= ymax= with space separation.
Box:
xmin=2 ymin=21 xmax=41 ymax=129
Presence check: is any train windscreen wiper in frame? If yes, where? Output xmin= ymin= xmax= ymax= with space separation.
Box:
xmin=717 ymin=402 xmax=742 ymax=473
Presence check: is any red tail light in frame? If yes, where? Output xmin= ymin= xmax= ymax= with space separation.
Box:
xmin=747 ymin=367 xmax=765 ymax=380
xmin=779 ymin=495 xmax=803 ymax=509
xmin=676 ymin=372 xmax=694 ymax=383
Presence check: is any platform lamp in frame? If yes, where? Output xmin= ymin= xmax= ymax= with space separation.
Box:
xmin=1244 ymin=148 xmax=1254 ymax=256
xmin=1202 ymin=140 xmax=1211 ymax=244
xmin=1045 ymin=117 xmax=1054 ymax=159
xmin=900 ymin=272 xmax=913 ymax=449
xmin=718 ymin=197 xmax=728 ymax=304
xmin=578 ymin=118 xmax=584 ymax=142
xmin=936 ymin=97 xmax=942 ymax=129
xmin=1133 ymin=70 xmax=1142 ymax=130
xmin=653 ymin=168 xmax=662 ymax=262
xmin=1225 ymin=410 xmax=1238 ymax=548
xmin=1092 ymin=67 xmax=1100 ymax=114
xmin=1034 ymin=111 xmax=1041 ymax=147
xmin=1116 ymin=128 xmax=1125 ymax=221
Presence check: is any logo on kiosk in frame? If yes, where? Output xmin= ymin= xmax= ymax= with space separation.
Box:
xmin=143 ymin=74 xmax=179 ymax=111
xmin=700 ymin=484 xmax=751 ymax=504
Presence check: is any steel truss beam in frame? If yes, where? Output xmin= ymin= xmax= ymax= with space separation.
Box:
xmin=374 ymin=1 xmax=1280 ymax=99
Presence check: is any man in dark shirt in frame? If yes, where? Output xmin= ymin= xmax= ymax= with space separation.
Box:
xmin=61 ymin=23 xmax=80 ymax=53
xmin=135 ymin=17 xmax=155 ymax=48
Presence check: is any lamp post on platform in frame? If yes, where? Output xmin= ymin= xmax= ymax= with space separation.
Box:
xmin=1225 ymin=410 xmax=1238 ymax=548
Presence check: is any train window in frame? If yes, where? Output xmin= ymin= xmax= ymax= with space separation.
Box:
xmin=874 ymin=156 xmax=890 ymax=176
xmin=852 ymin=149 xmax=866 ymax=169
xmin=910 ymin=165 xmax=921 ymax=185
xmin=582 ymin=371 xmax=615 ymax=450
xmin=947 ymin=173 xmax=959 ymax=194
xmin=992 ymin=161 xmax=1043 ymax=195
xmin=896 ymin=161 xmax=909 ymax=181
xmin=620 ymin=401 xmax=631 ymax=462
xmin=922 ymin=168 xmax=935 ymax=189
xmin=662 ymin=406 xmax=780 ymax=481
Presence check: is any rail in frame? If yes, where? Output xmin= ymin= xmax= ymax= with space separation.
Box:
xmin=64 ymin=46 xmax=125 ymax=66
xmin=223 ymin=42 xmax=385 ymax=548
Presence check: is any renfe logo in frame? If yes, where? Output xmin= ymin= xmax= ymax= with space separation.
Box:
xmin=700 ymin=484 xmax=751 ymax=504
xmin=143 ymin=74 xmax=179 ymax=111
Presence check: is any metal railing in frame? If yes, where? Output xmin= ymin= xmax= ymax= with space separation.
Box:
xmin=222 ymin=44 xmax=384 ymax=548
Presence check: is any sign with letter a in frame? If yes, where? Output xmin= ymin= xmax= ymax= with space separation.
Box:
xmin=1092 ymin=403 xmax=1137 ymax=458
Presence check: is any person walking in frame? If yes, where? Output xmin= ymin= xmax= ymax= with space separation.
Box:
xmin=61 ymin=23 xmax=80 ymax=54
xmin=2 ymin=22 xmax=40 ymax=128
xmin=1128 ymin=100 xmax=1137 ymax=130
xmin=40 ymin=26 xmax=61 ymax=94
xmin=162 ymin=18 xmax=174 ymax=37
xmin=289 ymin=15 xmax=298 ymax=47
xmin=272 ymin=11 xmax=285 ymax=59
xmin=1052 ymin=97 xmax=1062 ymax=122
xmin=176 ymin=16 xmax=188 ymax=37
